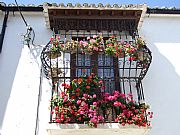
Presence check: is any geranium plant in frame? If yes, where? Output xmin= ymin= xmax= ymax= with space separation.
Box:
xmin=50 ymin=73 xmax=153 ymax=128
xmin=79 ymin=35 xmax=104 ymax=54
xmin=48 ymin=34 xmax=148 ymax=64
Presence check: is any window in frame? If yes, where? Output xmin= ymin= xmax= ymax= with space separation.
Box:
xmin=44 ymin=30 xmax=151 ymax=101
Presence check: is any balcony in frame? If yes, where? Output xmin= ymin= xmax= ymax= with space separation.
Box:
xmin=47 ymin=123 xmax=151 ymax=135
xmin=41 ymin=31 xmax=152 ymax=135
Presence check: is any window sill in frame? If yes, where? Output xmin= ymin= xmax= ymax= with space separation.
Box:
xmin=47 ymin=123 xmax=151 ymax=135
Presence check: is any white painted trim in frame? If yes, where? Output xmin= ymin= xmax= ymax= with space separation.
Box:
xmin=145 ymin=14 xmax=180 ymax=18
xmin=46 ymin=123 xmax=151 ymax=135
xmin=138 ymin=4 xmax=147 ymax=31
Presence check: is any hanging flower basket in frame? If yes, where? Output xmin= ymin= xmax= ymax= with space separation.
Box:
xmin=59 ymin=40 xmax=79 ymax=54
xmin=47 ymin=51 xmax=61 ymax=59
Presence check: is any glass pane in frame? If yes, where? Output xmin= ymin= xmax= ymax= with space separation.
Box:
xmin=76 ymin=54 xmax=91 ymax=66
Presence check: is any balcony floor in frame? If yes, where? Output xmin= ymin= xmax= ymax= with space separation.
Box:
xmin=47 ymin=123 xmax=151 ymax=135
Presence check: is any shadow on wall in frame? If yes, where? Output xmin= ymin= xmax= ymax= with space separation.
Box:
xmin=0 ymin=36 xmax=23 ymax=129
xmin=141 ymin=17 xmax=180 ymax=135
xmin=144 ymin=42 xmax=180 ymax=135
xmin=0 ymin=13 xmax=52 ymax=130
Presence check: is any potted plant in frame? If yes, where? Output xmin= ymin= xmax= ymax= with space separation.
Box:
xmin=47 ymin=36 xmax=62 ymax=59
xmin=50 ymin=73 xmax=153 ymax=127
xmin=79 ymin=35 xmax=104 ymax=55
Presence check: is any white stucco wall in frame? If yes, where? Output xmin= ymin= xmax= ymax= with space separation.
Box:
xmin=0 ymin=12 xmax=52 ymax=135
xmin=140 ymin=15 xmax=180 ymax=135
xmin=0 ymin=11 xmax=180 ymax=135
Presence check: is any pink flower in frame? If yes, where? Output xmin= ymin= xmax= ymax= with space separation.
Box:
xmin=115 ymin=118 xmax=119 ymax=122
xmin=114 ymin=101 xmax=121 ymax=107
xmin=90 ymin=39 xmax=96 ymax=44
xmin=50 ymin=37 xmax=54 ymax=41
xmin=77 ymin=100 xmax=81 ymax=105
xmin=99 ymin=80 xmax=103 ymax=84
xmin=101 ymin=86 xmax=106 ymax=90
xmin=93 ymin=35 xmax=97 ymax=39
xmin=63 ymin=96 xmax=68 ymax=102
xmin=93 ymin=102 xmax=97 ymax=106
xmin=56 ymin=119 xmax=61 ymax=123
xmin=121 ymin=104 xmax=126 ymax=109
xmin=127 ymin=112 xmax=131 ymax=118
xmin=79 ymin=40 xmax=84 ymax=45
xmin=93 ymin=46 xmax=98 ymax=51
xmin=114 ymin=91 xmax=120 ymax=97
xmin=83 ymin=42 xmax=88 ymax=47
xmin=108 ymin=96 xmax=115 ymax=101
xmin=83 ymin=94 xmax=88 ymax=98
xmin=120 ymin=93 xmax=126 ymax=98
xmin=104 ymin=92 xmax=110 ymax=97
xmin=93 ymin=94 xmax=97 ymax=98
xmin=126 ymin=43 xmax=130 ymax=48
xmin=57 ymin=35 xmax=60 ymax=40
xmin=88 ymin=113 xmax=93 ymax=118
xmin=80 ymin=111 xmax=85 ymax=115
xmin=89 ymin=109 xmax=94 ymax=113
xmin=98 ymin=116 xmax=104 ymax=121
xmin=90 ymin=118 xmax=97 ymax=123
xmin=128 ymin=93 xmax=133 ymax=98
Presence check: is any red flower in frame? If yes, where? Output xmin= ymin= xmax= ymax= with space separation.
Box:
xmin=114 ymin=101 xmax=121 ymax=107
xmin=116 ymin=47 xmax=119 ymax=51
xmin=50 ymin=37 xmax=54 ymax=41
xmin=61 ymin=83 xmax=66 ymax=87
xmin=76 ymin=93 xmax=80 ymax=97
xmin=99 ymin=80 xmax=103 ymax=84
xmin=110 ymin=35 xmax=115 ymax=39
xmin=86 ymin=86 xmax=90 ymax=89
xmin=55 ymin=119 xmax=61 ymax=123
xmin=135 ymin=109 xmax=139 ymax=113
xmin=77 ymin=100 xmax=81 ymax=105
xmin=93 ymin=94 xmax=97 ymax=98
xmin=128 ymin=56 xmax=135 ymax=61
xmin=76 ymin=88 xmax=81 ymax=92
xmin=70 ymin=109 xmax=75 ymax=114
xmin=65 ymin=84 xmax=70 ymax=89
xmin=101 ymin=86 xmax=106 ymax=90
xmin=51 ymin=111 xmax=54 ymax=114
xmin=91 ymin=73 xmax=95 ymax=76
xmin=77 ymin=117 xmax=81 ymax=121
xmin=55 ymin=106 xmax=59 ymax=111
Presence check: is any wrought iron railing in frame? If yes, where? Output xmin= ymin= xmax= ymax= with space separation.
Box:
xmin=41 ymin=30 xmax=152 ymax=125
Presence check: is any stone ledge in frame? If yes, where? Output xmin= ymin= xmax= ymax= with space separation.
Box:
xmin=47 ymin=123 xmax=151 ymax=135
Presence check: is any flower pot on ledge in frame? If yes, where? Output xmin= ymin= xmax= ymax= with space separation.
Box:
xmin=46 ymin=123 xmax=151 ymax=135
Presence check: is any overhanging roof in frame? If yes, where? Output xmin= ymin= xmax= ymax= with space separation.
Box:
xmin=43 ymin=3 xmax=147 ymax=32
